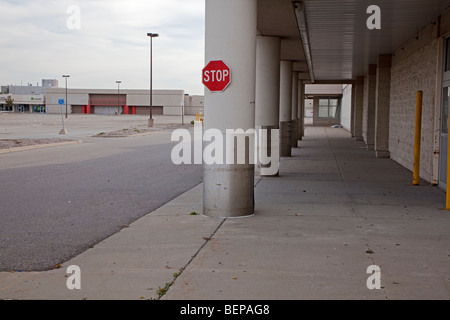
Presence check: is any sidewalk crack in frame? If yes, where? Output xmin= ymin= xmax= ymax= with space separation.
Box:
xmin=156 ymin=218 xmax=226 ymax=299
xmin=351 ymin=206 xmax=389 ymax=300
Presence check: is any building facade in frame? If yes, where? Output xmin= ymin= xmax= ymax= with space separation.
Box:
xmin=1 ymin=83 xmax=204 ymax=116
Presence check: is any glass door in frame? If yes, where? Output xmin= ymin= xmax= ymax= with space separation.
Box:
xmin=439 ymin=37 xmax=450 ymax=189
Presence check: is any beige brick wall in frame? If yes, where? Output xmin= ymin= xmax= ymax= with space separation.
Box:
xmin=389 ymin=38 xmax=438 ymax=183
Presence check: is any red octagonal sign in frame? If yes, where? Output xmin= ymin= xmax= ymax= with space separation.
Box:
xmin=202 ymin=60 xmax=231 ymax=92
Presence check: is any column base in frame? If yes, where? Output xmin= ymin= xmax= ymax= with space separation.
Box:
xmin=148 ymin=118 xmax=154 ymax=127
xmin=280 ymin=120 xmax=292 ymax=157
xmin=376 ymin=150 xmax=390 ymax=158
xmin=291 ymin=119 xmax=298 ymax=148
xmin=59 ymin=128 xmax=67 ymax=135
xmin=203 ymin=164 xmax=255 ymax=218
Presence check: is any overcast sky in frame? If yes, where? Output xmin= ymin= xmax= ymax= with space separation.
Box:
xmin=0 ymin=0 xmax=205 ymax=95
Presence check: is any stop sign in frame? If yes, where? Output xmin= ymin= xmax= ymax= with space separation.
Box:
xmin=202 ymin=60 xmax=231 ymax=92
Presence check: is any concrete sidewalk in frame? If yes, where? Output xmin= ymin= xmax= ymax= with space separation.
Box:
xmin=1 ymin=126 xmax=449 ymax=299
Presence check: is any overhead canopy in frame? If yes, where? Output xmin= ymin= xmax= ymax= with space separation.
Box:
xmin=257 ymin=0 xmax=450 ymax=82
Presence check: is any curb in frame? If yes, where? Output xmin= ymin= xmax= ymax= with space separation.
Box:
xmin=93 ymin=130 xmax=167 ymax=138
xmin=0 ymin=140 xmax=83 ymax=155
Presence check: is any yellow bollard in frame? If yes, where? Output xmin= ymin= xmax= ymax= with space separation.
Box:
xmin=413 ymin=91 xmax=422 ymax=185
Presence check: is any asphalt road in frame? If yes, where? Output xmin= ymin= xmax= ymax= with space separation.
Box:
xmin=0 ymin=133 xmax=202 ymax=271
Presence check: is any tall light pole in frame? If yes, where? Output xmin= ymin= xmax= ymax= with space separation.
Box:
xmin=62 ymin=75 xmax=70 ymax=119
xmin=116 ymin=80 xmax=121 ymax=116
xmin=147 ymin=32 xmax=158 ymax=127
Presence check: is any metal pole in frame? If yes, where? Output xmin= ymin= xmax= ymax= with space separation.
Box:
xmin=65 ymin=77 xmax=68 ymax=119
xmin=413 ymin=90 xmax=423 ymax=185
xmin=116 ymin=81 xmax=121 ymax=116
xmin=147 ymin=33 xmax=158 ymax=127
xmin=61 ymin=102 xmax=65 ymax=130
xmin=150 ymin=35 xmax=153 ymax=121
xmin=60 ymin=75 xmax=69 ymax=134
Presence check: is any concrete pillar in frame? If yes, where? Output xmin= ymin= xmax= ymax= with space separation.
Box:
xmin=353 ymin=76 xmax=364 ymax=141
xmin=298 ymin=80 xmax=305 ymax=141
xmin=203 ymin=0 xmax=257 ymax=218
xmin=279 ymin=60 xmax=293 ymax=157
xmin=291 ymin=72 xmax=299 ymax=148
xmin=374 ymin=54 xmax=392 ymax=158
xmin=350 ymin=85 xmax=356 ymax=137
xmin=363 ymin=64 xmax=377 ymax=150
xmin=255 ymin=35 xmax=281 ymax=176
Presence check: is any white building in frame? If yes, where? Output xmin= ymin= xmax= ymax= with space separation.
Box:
xmin=0 ymin=83 xmax=204 ymax=116
xmin=44 ymin=88 xmax=203 ymax=116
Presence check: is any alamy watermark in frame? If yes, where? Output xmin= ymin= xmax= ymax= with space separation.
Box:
xmin=366 ymin=265 xmax=381 ymax=290
xmin=171 ymin=127 xmax=279 ymax=175
xmin=66 ymin=265 xmax=81 ymax=290
xmin=367 ymin=5 xmax=381 ymax=30
xmin=66 ymin=5 xmax=81 ymax=30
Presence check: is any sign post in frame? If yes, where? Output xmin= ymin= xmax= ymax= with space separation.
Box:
xmin=58 ymin=99 xmax=67 ymax=134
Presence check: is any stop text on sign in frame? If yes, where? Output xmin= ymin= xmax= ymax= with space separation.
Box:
xmin=203 ymin=69 xmax=229 ymax=83
xmin=202 ymin=60 xmax=231 ymax=92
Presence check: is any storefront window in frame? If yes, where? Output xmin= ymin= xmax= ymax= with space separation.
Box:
xmin=318 ymin=97 xmax=340 ymax=118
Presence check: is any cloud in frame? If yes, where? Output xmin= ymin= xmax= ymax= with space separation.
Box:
xmin=0 ymin=0 xmax=205 ymax=95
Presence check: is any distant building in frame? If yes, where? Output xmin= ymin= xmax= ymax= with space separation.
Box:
xmin=45 ymin=88 xmax=203 ymax=116
xmin=0 ymin=79 xmax=56 ymax=112
xmin=1 ymin=78 xmax=203 ymax=115
xmin=0 ymin=93 xmax=45 ymax=112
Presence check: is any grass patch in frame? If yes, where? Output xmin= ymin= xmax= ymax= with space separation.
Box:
xmin=156 ymin=268 xmax=184 ymax=298
xmin=156 ymin=282 xmax=171 ymax=298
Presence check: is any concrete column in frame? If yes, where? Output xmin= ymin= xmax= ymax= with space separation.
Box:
xmin=255 ymin=35 xmax=281 ymax=176
xmin=291 ymin=72 xmax=299 ymax=147
xmin=279 ymin=60 xmax=293 ymax=157
xmin=298 ymin=80 xmax=305 ymax=140
xmin=350 ymin=85 xmax=356 ymax=137
xmin=374 ymin=54 xmax=392 ymax=158
xmin=203 ymin=0 xmax=257 ymax=218
xmin=353 ymin=76 xmax=364 ymax=140
xmin=363 ymin=64 xmax=377 ymax=150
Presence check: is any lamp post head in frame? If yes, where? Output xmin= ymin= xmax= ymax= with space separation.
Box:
xmin=62 ymin=75 xmax=70 ymax=78
xmin=147 ymin=33 xmax=159 ymax=38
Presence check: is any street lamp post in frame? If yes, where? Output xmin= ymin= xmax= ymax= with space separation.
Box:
xmin=63 ymin=75 xmax=70 ymax=119
xmin=116 ymin=80 xmax=121 ymax=116
xmin=147 ymin=32 xmax=159 ymax=127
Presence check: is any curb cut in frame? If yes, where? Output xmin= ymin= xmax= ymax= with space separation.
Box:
xmin=0 ymin=140 xmax=83 ymax=155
